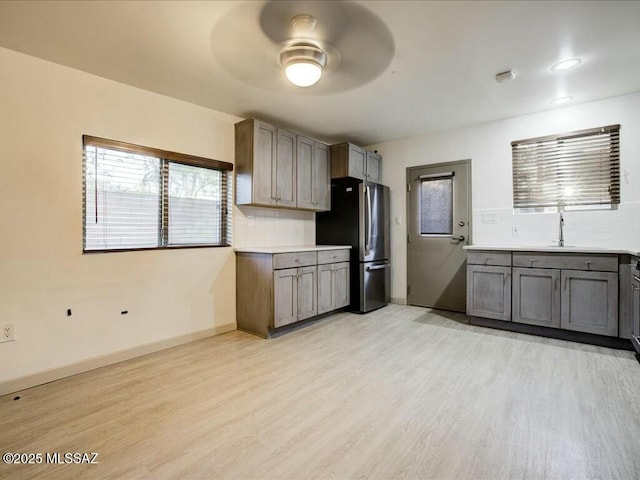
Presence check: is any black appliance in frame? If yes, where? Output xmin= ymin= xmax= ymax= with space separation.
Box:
xmin=316 ymin=177 xmax=390 ymax=313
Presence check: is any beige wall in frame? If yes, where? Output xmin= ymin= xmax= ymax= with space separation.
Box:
xmin=0 ymin=47 xmax=243 ymax=389
xmin=369 ymin=92 xmax=640 ymax=304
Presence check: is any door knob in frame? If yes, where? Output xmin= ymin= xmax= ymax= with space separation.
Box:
xmin=458 ymin=221 xmax=466 ymax=227
xmin=452 ymin=235 xmax=465 ymax=242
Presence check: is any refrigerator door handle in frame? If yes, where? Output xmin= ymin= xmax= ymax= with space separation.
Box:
xmin=365 ymin=185 xmax=372 ymax=256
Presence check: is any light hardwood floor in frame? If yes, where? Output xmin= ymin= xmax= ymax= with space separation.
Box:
xmin=1 ymin=305 xmax=639 ymax=479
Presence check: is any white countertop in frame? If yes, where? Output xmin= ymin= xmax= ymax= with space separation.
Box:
xmin=235 ymin=245 xmax=351 ymax=254
xmin=464 ymin=245 xmax=639 ymax=256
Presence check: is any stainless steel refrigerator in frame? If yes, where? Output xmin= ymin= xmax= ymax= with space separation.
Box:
xmin=316 ymin=177 xmax=390 ymax=313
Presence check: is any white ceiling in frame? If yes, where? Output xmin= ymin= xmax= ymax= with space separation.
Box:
xmin=0 ymin=0 xmax=639 ymax=145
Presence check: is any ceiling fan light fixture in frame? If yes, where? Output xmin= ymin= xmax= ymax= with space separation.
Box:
xmin=285 ymin=61 xmax=323 ymax=87
xmin=280 ymin=43 xmax=327 ymax=87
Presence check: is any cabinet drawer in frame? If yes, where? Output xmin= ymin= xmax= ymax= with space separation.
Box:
xmin=513 ymin=253 xmax=618 ymax=272
xmin=467 ymin=251 xmax=512 ymax=266
xmin=317 ymin=249 xmax=350 ymax=265
xmin=273 ymin=251 xmax=317 ymax=269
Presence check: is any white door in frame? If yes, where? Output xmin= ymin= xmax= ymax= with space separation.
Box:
xmin=407 ymin=160 xmax=471 ymax=312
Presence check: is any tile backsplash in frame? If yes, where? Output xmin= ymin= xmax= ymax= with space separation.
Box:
xmin=233 ymin=205 xmax=315 ymax=248
xmin=472 ymin=201 xmax=640 ymax=252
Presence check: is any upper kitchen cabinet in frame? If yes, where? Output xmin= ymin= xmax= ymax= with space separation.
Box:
xmin=276 ymin=128 xmax=297 ymax=208
xmin=297 ymin=136 xmax=331 ymax=211
xmin=236 ymin=119 xmax=276 ymax=206
xmin=235 ymin=119 xmax=296 ymax=208
xmin=235 ymin=119 xmax=330 ymax=212
xmin=330 ymin=142 xmax=382 ymax=183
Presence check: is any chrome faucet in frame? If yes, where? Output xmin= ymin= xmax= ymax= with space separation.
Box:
xmin=559 ymin=212 xmax=565 ymax=247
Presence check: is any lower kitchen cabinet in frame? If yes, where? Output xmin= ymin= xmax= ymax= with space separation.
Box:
xmin=467 ymin=249 xmax=627 ymax=344
xmin=237 ymin=247 xmax=350 ymax=337
xmin=466 ymin=265 xmax=511 ymax=321
xmin=512 ymin=267 xmax=561 ymax=328
xmin=561 ymin=270 xmax=618 ymax=336
xmin=274 ymin=266 xmax=317 ymax=328
xmin=318 ymin=262 xmax=350 ymax=314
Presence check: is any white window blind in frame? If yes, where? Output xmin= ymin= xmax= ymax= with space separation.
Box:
xmin=168 ymin=162 xmax=226 ymax=246
xmin=512 ymin=125 xmax=620 ymax=209
xmin=85 ymin=147 xmax=161 ymax=250
xmin=83 ymin=136 xmax=233 ymax=252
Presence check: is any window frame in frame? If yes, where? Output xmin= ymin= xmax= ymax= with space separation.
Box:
xmin=511 ymin=124 xmax=620 ymax=212
xmin=82 ymin=135 xmax=233 ymax=253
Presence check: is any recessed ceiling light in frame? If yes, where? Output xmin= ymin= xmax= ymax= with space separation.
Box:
xmin=551 ymin=58 xmax=582 ymax=71
xmin=551 ymin=96 xmax=574 ymax=105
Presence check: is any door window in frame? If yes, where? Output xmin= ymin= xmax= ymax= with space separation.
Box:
xmin=420 ymin=175 xmax=453 ymax=235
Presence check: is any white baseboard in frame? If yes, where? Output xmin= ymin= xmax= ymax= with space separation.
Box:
xmin=0 ymin=323 xmax=237 ymax=397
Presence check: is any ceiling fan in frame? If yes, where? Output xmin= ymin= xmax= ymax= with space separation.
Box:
xmin=210 ymin=0 xmax=395 ymax=93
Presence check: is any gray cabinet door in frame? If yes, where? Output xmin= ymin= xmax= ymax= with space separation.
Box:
xmin=561 ymin=270 xmax=618 ymax=336
xmin=297 ymin=266 xmax=317 ymax=320
xmin=333 ymin=262 xmax=350 ymax=309
xmin=318 ymin=262 xmax=350 ymax=314
xmin=366 ymin=151 xmax=381 ymax=183
xmin=253 ymin=120 xmax=277 ymax=206
xmin=274 ymin=268 xmax=298 ymax=328
xmin=296 ymin=137 xmax=330 ymax=211
xmin=313 ymin=141 xmax=330 ymax=211
xmin=466 ymin=265 xmax=511 ymax=321
xmin=512 ymin=267 xmax=561 ymax=328
xmin=347 ymin=144 xmax=366 ymax=179
xmin=276 ymin=128 xmax=297 ymax=208
xmin=296 ymin=135 xmax=315 ymax=210
xmin=317 ymin=263 xmax=334 ymax=315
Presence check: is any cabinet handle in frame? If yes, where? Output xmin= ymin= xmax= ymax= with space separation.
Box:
xmin=585 ymin=261 xmax=591 ymax=270
xmin=484 ymin=257 xmax=491 ymax=265
xmin=530 ymin=259 xmax=536 ymax=267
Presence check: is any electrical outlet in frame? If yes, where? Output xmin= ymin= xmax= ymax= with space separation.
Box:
xmin=1 ymin=323 xmax=15 ymax=343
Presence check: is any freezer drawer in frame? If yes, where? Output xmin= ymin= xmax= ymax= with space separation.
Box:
xmin=359 ymin=260 xmax=390 ymax=313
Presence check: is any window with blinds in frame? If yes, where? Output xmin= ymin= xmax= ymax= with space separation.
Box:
xmin=83 ymin=136 xmax=233 ymax=252
xmin=512 ymin=125 xmax=620 ymax=211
